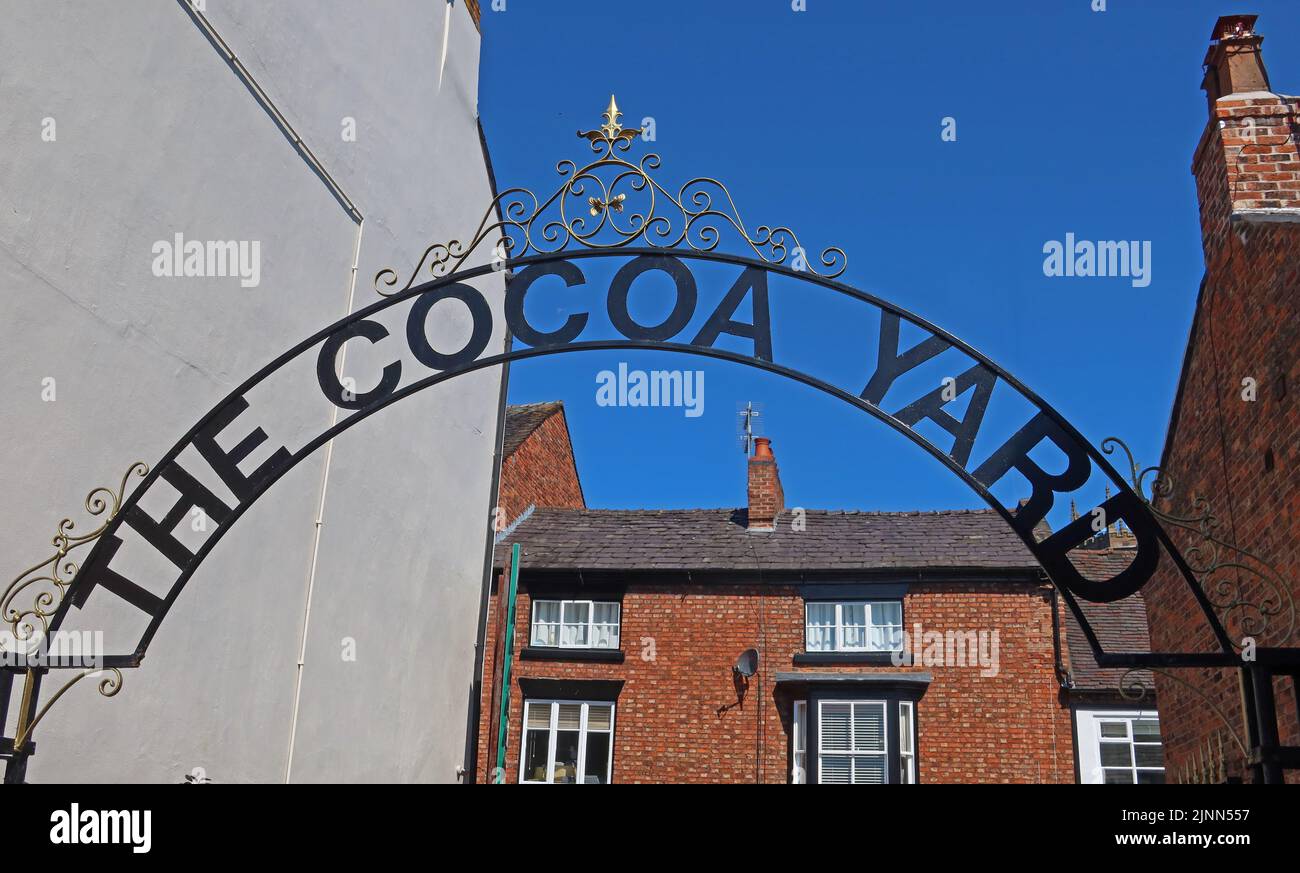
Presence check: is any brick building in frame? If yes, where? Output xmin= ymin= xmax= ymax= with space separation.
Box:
xmin=495 ymin=401 xmax=586 ymax=525
xmin=477 ymin=432 xmax=1161 ymax=784
xmin=1143 ymin=14 xmax=1300 ymax=783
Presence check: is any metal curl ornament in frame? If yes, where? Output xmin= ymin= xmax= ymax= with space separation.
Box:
xmin=11 ymin=667 xmax=124 ymax=754
xmin=1 ymin=462 xmax=149 ymax=642
xmin=1102 ymin=437 xmax=1295 ymax=648
xmin=1117 ymin=666 xmax=1248 ymax=766
xmin=374 ymin=95 xmax=848 ymax=295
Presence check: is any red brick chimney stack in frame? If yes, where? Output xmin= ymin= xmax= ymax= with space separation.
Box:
xmin=1201 ymin=15 xmax=1270 ymax=110
xmin=747 ymin=437 xmax=784 ymax=532
xmin=1193 ymin=14 xmax=1300 ymax=268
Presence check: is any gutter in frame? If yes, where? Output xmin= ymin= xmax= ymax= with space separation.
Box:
xmin=492 ymin=566 xmax=1048 ymax=586
xmin=178 ymin=0 xmax=362 ymax=222
xmin=463 ymin=115 xmax=513 ymax=783
xmin=493 ymin=543 xmax=522 ymax=778
xmin=1048 ymin=582 xmax=1071 ymax=690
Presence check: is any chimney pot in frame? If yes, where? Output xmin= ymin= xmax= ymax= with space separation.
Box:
xmin=1202 ymin=14 xmax=1271 ymax=112
xmin=753 ymin=437 xmax=773 ymax=459
xmin=1192 ymin=13 xmax=1300 ymax=266
xmin=1211 ymin=14 xmax=1257 ymax=42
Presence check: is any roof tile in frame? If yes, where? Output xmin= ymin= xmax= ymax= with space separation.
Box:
xmin=494 ymin=506 xmax=1041 ymax=572
xmin=502 ymin=401 xmax=564 ymax=458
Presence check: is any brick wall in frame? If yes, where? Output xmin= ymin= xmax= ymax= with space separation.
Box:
xmin=1142 ymin=30 xmax=1300 ymax=781
xmin=1144 ymin=216 xmax=1300 ymax=779
xmin=1194 ymin=94 xmax=1300 ymax=269
xmin=497 ymin=409 xmax=585 ymax=524
xmin=476 ymin=579 xmax=1077 ymax=783
xmin=746 ymin=438 xmax=784 ymax=531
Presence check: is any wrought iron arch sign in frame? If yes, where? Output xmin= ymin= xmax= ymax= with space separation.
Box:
xmin=4 ymin=98 xmax=1296 ymax=783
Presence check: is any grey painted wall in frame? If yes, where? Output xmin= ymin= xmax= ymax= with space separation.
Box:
xmin=0 ymin=1 xmax=504 ymax=782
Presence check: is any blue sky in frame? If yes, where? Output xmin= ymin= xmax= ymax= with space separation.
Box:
xmin=479 ymin=0 xmax=1300 ymax=513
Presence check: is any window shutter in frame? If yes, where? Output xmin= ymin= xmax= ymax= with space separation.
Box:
xmin=526 ymin=704 xmax=551 ymax=730
xmin=820 ymin=756 xmax=852 ymax=784
xmin=853 ymin=703 xmax=885 ymax=752
xmin=854 ymin=757 xmax=887 ymax=784
xmin=817 ymin=700 xmax=889 ymax=784
xmin=820 ymin=703 xmax=852 ymax=751
xmin=587 ymin=704 xmax=613 ymax=731
xmin=557 ymin=704 xmax=583 ymax=731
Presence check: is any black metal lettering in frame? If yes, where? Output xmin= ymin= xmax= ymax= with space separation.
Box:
xmin=191 ymin=397 xmax=291 ymax=503
xmin=317 ymin=319 xmax=402 ymax=410
xmin=406 ymin=282 xmax=494 ymax=370
xmin=971 ymin=412 xmax=1091 ymax=535
xmin=68 ymin=534 xmax=164 ymax=616
xmin=607 ymin=255 xmax=696 ymax=341
xmin=691 ymin=266 xmax=773 ymax=361
xmin=893 ymin=364 xmax=997 ymax=467
xmin=861 ymin=311 xmax=951 ymax=406
xmin=121 ymin=463 xmax=233 ymax=570
xmin=505 ymin=261 xmax=589 ymax=347
xmin=1036 ymin=491 xmax=1161 ymax=603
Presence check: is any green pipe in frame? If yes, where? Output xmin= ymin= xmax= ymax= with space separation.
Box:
xmin=494 ymin=542 xmax=521 ymax=780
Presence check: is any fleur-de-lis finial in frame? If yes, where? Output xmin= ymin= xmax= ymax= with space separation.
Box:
xmin=601 ymin=94 xmax=623 ymax=139
xmin=578 ymin=94 xmax=641 ymax=149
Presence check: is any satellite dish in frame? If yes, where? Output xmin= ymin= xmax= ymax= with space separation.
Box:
xmin=734 ymin=648 xmax=759 ymax=678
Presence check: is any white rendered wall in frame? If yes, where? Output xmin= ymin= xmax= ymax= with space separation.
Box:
xmin=0 ymin=1 xmax=503 ymax=783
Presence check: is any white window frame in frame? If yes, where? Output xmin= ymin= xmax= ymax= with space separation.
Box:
xmin=530 ymin=599 xmax=621 ymax=650
xmin=804 ymin=600 xmax=903 ymax=653
xmin=899 ymin=701 xmax=916 ymax=784
xmin=518 ymin=699 xmax=616 ymax=784
xmin=816 ymin=699 xmax=888 ymax=784
xmin=792 ymin=701 xmax=807 ymax=784
xmin=1075 ymin=708 xmax=1165 ymax=784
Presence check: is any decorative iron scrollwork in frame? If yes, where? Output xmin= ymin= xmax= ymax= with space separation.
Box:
xmin=375 ymin=95 xmax=848 ymax=295
xmin=1118 ymin=666 xmax=1248 ymax=764
xmin=1102 ymin=437 xmax=1296 ymax=650
xmin=2 ymin=463 xmax=149 ymax=644
xmin=11 ymin=667 xmax=123 ymax=753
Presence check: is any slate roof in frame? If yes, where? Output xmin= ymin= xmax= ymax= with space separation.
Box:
xmin=492 ymin=506 xmax=1041 ymax=573
xmin=1062 ymin=548 xmax=1155 ymax=693
xmin=502 ymin=401 xmax=564 ymax=458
